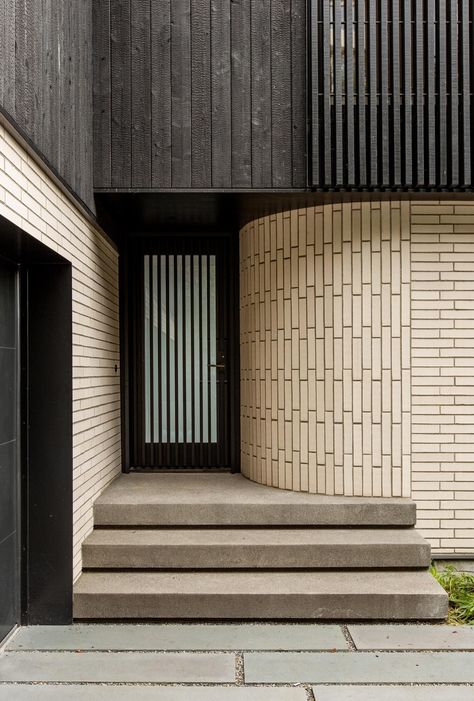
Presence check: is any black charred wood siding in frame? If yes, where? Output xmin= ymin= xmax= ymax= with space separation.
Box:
xmin=311 ymin=0 xmax=474 ymax=191
xmin=0 ymin=0 xmax=94 ymax=210
xmin=93 ymin=0 xmax=308 ymax=191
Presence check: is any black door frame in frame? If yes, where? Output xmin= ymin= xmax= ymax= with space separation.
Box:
xmin=0 ymin=214 xmax=73 ymax=633
xmin=121 ymin=231 xmax=240 ymax=472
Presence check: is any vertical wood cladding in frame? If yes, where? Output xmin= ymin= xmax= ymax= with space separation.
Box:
xmin=311 ymin=0 xmax=474 ymax=190
xmin=240 ymin=202 xmax=411 ymax=497
xmin=0 ymin=0 xmax=94 ymax=209
xmin=93 ymin=0 xmax=307 ymax=190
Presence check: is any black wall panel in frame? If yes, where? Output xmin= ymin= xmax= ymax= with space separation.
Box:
xmin=311 ymin=0 xmax=474 ymax=190
xmin=0 ymin=259 xmax=19 ymax=643
xmin=0 ymin=0 xmax=94 ymax=209
xmin=93 ymin=0 xmax=308 ymax=191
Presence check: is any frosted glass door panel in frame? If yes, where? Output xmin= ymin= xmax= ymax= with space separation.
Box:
xmin=144 ymin=254 xmax=218 ymax=445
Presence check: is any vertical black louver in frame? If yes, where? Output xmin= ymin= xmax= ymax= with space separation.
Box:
xmin=311 ymin=0 xmax=474 ymax=190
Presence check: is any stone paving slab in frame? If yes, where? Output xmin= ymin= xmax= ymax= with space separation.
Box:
xmin=245 ymin=652 xmax=474 ymax=684
xmin=0 ymin=652 xmax=234 ymax=683
xmin=8 ymin=624 xmax=348 ymax=651
xmin=312 ymin=686 xmax=474 ymax=700
xmin=348 ymin=624 xmax=474 ymax=650
xmin=0 ymin=685 xmax=307 ymax=701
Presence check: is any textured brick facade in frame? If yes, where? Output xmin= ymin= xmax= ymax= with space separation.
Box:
xmin=241 ymin=200 xmax=474 ymax=555
xmin=411 ymin=201 xmax=474 ymax=555
xmin=0 ymin=124 xmax=121 ymax=578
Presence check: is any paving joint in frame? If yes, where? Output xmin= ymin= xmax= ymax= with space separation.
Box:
xmin=341 ymin=626 xmax=357 ymax=651
xmin=235 ymin=653 xmax=244 ymax=684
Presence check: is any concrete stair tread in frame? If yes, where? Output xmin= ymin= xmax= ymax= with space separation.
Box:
xmin=73 ymin=570 xmax=448 ymax=620
xmin=84 ymin=527 xmax=428 ymax=547
xmin=94 ymin=474 xmax=415 ymax=526
xmin=74 ymin=569 xmax=444 ymax=596
xmin=82 ymin=527 xmax=430 ymax=569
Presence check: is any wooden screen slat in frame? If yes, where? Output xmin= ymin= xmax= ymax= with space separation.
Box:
xmin=334 ymin=0 xmax=343 ymax=185
xmin=171 ymin=0 xmax=192 ymax=187
xmin=93 ymin=0 xmax=112 ymax=185
xmin=322 ymin=0 xmax=332 ymax=183
xmin=403 ymin=0 xmax=413 ymax=186
xmin=439 ymin=0 xmax=448 ymax=186
xmin=368 ymin=0 xmax=378 ymax=184
xmin=427 ymin=1 xmax=436 ymax=184
xmin=392 ymin=0 xmax=401 ymax=185
xmin=311 ymin=0 xmax=320 ymax=184
xmin=462 ymin=0 xmax=472 ymax=185
xmin=111 ymin=0 xmax=131 ymax=188
xmin=231 ymin=0 xmax=251 ymax=187
xmin=45 ymin=0 xmax=59 ymax=169
xmin=415 ymin=0 xmax=424 ymax=185
xmin=380 ymin=0 xmax=390 ymax=185
xmin=130 ymin=0 xmax=151 ymax=187
xmin=291 ymin=0 xmax=307 ymax=188
xmin=211 ymin=0 xmax=232 ymax=187
xmin=450 ymin=0 xmax=459 ymax=186
xmin=191 ymin=0 xmax=212 ymax=186
xmin=251 ymin=0 xmax=271 ymax=187
xmin=151 ymin=0 xmax=172 ymax=187
xmin=271 ymin=0 xmax=293 ymax=187
xmin=357 ymin=0 xmax=367 ymax=186
xmin=345 ymin=0 xmax=355 ymax=185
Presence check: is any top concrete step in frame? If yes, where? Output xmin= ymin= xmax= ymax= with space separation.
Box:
xmin=94 ymin=474 xmax=416 ymax=527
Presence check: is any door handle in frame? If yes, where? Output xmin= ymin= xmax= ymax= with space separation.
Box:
xmin=208 ymin=363 xmax=226 ymax=368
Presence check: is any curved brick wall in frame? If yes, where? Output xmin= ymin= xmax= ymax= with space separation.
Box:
xmin=240 ymin=201 xmax=412 ymax=497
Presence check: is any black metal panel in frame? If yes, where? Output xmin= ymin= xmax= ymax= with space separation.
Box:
xmin=93 ymin=0 xmax=307 ymax=190
xmin=0 ymin=0 xmax=94 ymax=209
xmin=0 ymin=258 xmax=19 ymax=643
xmin=23 ymin=263 xmax=72 ymax=624
xmin=128 ymin=235 xmax=237 ymax=470
xmin=311 ymin=0 xmax=474 ymax=190
xmin=0 ymin=213 xmax=73 ymax=627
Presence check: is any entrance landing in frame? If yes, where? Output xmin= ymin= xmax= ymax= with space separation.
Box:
xmin=93 ymin=472 xmax=416 ymax=526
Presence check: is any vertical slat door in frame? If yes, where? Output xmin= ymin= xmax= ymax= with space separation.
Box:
xmin=131 ymin=238 xmax=233 ymax=469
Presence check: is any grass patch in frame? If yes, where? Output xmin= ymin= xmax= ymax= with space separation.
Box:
xmin=431 ymin=563 xmax=474 ymax=624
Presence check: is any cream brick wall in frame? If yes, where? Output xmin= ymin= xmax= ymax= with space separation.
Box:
xmin=0 ymin=123 xmax=121 ymax=579
xmin=240 ymin=201 xmax=412 ymax=497
xmin=241 ymin=198 xmax=474 ymax=554
xmin=411 ymin=201 xmax=474 ymax=555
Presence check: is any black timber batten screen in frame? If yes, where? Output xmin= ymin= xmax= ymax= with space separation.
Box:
xmin=311 ymin=0 xmax=474 ymax=191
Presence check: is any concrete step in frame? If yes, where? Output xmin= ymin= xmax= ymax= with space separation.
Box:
xmin=73 ymin=570 xmax=447 ymax=620
xmin=82 ymin=528 xmax=431 ymax=569
xmin=94 ymin=474 xmax=416 ymax=527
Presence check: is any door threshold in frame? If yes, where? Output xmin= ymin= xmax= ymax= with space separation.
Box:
xmin=128 ymin=468 xmax=234 ymax=474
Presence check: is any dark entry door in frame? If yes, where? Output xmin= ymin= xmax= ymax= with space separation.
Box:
xmin=128 ymin=236 xmax=237 ymax=469
xmin=0 ymin=257 xmax=19 ymax=642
